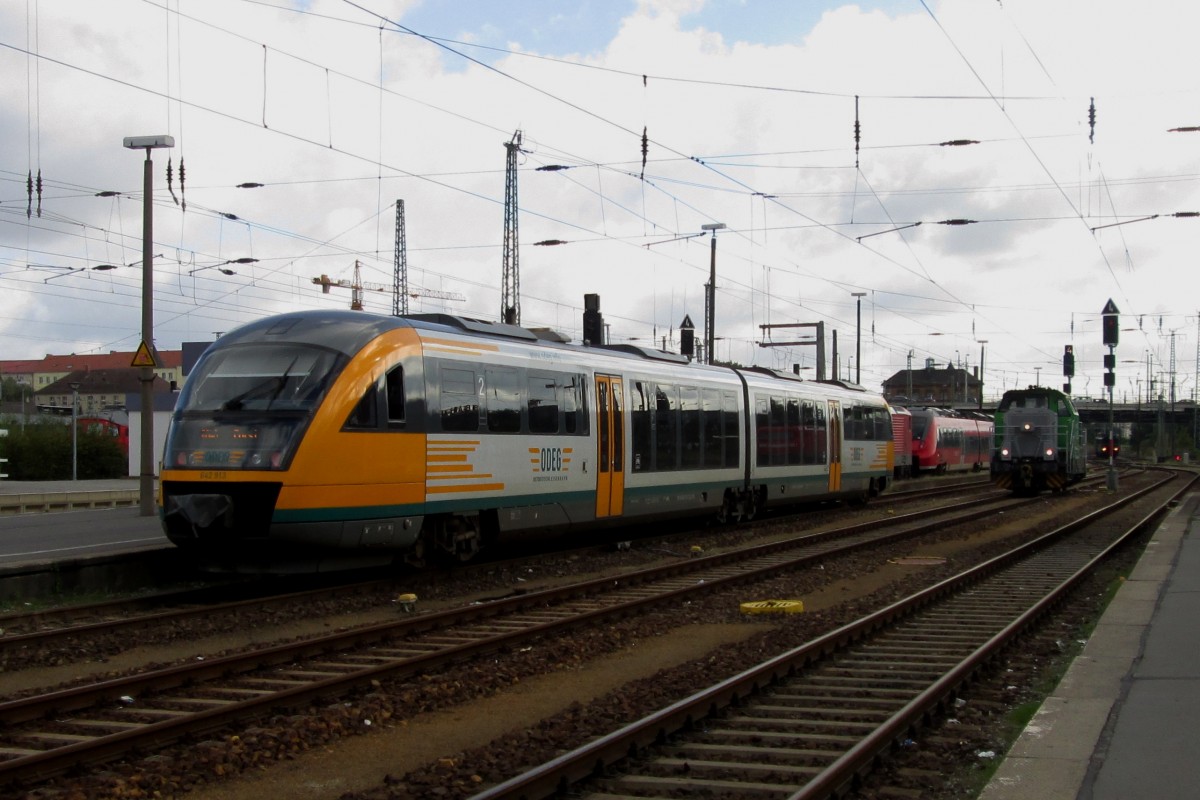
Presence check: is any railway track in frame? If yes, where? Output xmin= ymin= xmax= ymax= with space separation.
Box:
xmin=0 ymin=483 xmax=1064 ymax=788
xmin=467 ymin=470 xmax=1191 ymax=800
xmin=0 ymin=478 xmax=1008 ymax=668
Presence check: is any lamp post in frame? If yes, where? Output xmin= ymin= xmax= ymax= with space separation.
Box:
xmin=851 ymin=292 xmax=866 ymax=384
xmin=124 ymin=134 xmax=174 ymax=516
xmin=977 ymin=340 xmax=987 ymax=409
xmin=70 ymin=381 xmax=80 ymax=481
xmin=701 ymin=222 xmax=726 ymax=365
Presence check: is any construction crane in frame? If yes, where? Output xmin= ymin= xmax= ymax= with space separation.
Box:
xmin=313 ymin=260 xmax=465 ymax=310
xmin=312 ymin=261 xmax=388 ymax=310
xmin=410 ymin=287 xmax=466 ymax=303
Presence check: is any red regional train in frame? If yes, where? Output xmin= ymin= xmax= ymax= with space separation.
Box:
xmin=909 ymin=407 xmax=993 ymax=474
xmin=77 ymin=415 xmax=130 ymax=456
xmin=890 ymin=405 xmax=913 ymax=478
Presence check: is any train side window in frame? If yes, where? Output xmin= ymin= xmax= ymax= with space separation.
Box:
xmin=632 ymin=381 xmax=652 ymax=472
xmin=801 ymin=400 xmax=816 ymax=465
xmin=755 ymin=395 xmax=770 ymax=467
xmin=440 ymin=366 xmax=479 ymax=432
xmin=386 ymin=365 xmax=405 ymax=429
xmin=564 ymin=375 xmax=588 ymax=435
xmin=814 ymin=402 xmax=827 ymax=462
xmin=528 ymin=374 xmax=559 ymax=434
xmin=655 ymin=384 xmax=678 ymax=470
xmin=680 ymin=386 xmax=701 ymax=469
xmin=848 ymin=406 xmax=862 ymax=440
xmin=786 ymin=397 xmax=802 ymax=465
xmin=722 ymin=391 xmax=740 ymax=468
xmin=701 ymin=388 xmax=722 ymax=468
xmin=485 ymin=367 xmax=521 ymax=433
xmin=611 ymin=381 xmax=624 ymax=471
xmin=769 ymin=395 xmax=786 ymax=466
xmin=875 ymin=407 xmax=891 ymax=440
xmin=345 ymin=380 xmax=379 ymax=430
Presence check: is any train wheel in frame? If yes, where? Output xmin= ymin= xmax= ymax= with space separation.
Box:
xmin=717 ymin=490 xmax=755 ymax=524
xmin=742 ymin=489 xmax=761 ymax=521
xmin=716 ymin=494 xmax=740 ymax=524
xmin=431 ymin=515 xmax=483 ymax=563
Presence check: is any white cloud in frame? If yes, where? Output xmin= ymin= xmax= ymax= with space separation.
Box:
xmin=0 ymin=0 xmax=1196 ymax=402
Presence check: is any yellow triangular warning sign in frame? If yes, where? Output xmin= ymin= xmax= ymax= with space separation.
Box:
xmin=131 ymin=341 xmax=158 ymax=368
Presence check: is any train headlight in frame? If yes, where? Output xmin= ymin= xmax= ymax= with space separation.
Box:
xmin=1022 ymin=422 xmax=1033 ymax=432
xmin=1000 ymin=447 xmax=1010 ymax=458
xmin=1045 ymin=448 xmax=1055 ymax=458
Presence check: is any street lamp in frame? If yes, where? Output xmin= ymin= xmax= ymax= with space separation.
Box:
xmin=70 ymin=381 xmax=81 ymax=481
xmin=851 ymin=292 xmax=866 ymax=384
xmin=976 ymin=340 xmax=987 ymax=409
xmin=124 ymin=134 xmax=174 ymax=516
xmin=701 ymin=222 xmax=726 ymax=365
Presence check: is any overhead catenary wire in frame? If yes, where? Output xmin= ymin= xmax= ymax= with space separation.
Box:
xmin=2 ymin=2 xmax=1196 ymax=386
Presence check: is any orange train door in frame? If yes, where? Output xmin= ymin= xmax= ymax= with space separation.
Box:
xmin=595 ymin=374 xmax=625 ymax=518
xmin=827 ymin=400 xmax=843 ymax=493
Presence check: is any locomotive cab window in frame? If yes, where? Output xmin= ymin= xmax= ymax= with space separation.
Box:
xmin=183 ymin=343 xmax=339 ymax=413
xmin=386 ymin=365 xmax=405 ymax=428
xmin=345 ymin=381 xmax=379 ymax=429
xmin=344 ymin=364 xmax=405 ymax=431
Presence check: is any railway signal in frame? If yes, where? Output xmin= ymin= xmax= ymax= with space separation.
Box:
xmin=1101 ymin=299 xmax=1119 ymax=490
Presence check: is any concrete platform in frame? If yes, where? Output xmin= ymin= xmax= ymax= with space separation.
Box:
xmin=979 ymin=492 xmax=1200 ymax=800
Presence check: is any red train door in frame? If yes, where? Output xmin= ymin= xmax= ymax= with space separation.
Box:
xmin=595 ymin=375 xmax=625 ymax=518
xmin=827 ymin=400 xmax=843 ymax=492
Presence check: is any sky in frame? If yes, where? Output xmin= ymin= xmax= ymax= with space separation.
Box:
xmin=2 ymin=0 xmax=1198 ymax=404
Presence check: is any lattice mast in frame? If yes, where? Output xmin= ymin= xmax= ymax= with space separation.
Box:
xmin=502 ymin=130 xmax=522 ymax=325
xmin=394 ymin=199 xmax=408 ymax=316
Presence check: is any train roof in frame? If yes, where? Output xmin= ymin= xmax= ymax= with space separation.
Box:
xmin=997 ymin=386 xmax=1077 ymax=410
xmin=209 ymin=310 xmax=704 ymax=369
xmin=209 ymin=311 xmax=889 ymax=403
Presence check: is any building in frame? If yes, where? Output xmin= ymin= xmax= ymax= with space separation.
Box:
xmin=37 ymin=369 xmax=174 ymax=415
xmin=0 ymin=349 xmax=183 ymax=395
xmin=882 ymin=358 xmax=982 ymax=406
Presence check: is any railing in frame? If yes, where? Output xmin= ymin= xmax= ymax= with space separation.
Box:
xmin=0 ymin=489 xmax=140 ymax=514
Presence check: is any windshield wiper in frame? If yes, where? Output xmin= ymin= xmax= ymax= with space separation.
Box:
xmin=220 ymin=357 xmax=299 ymax=411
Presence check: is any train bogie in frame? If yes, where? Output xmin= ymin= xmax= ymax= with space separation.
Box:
xmin=159 ymin=310 xmax=894 ymax=572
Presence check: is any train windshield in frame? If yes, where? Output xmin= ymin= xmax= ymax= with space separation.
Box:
xmin=166 ymin=343 xmax=345 ymax=471
xmin=180 ymin=344 xmax=341 ymax=413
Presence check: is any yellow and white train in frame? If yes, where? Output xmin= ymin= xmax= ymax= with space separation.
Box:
xmin=160 ymin=310 xmax=894 ymax=571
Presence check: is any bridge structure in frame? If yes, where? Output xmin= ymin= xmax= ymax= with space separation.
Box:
xmin=932 ymin=399 xmax=1199 ymax=429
